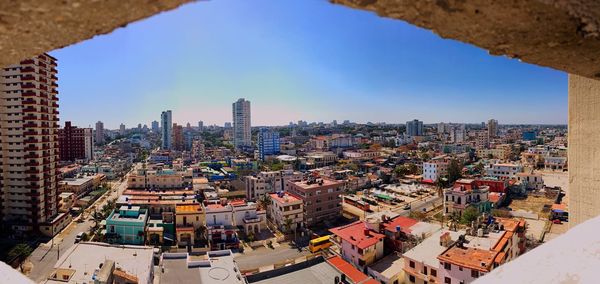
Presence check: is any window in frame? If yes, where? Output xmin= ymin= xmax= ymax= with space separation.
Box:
xmin=409 ymin=261 xmax=415 ymax=268
xmin=459 ymin=266 xmax=463 ymax=271
xmin=409 ymin=275 xmax=415 ymax=283
xmin=444 ymin=262 xmax=451 ymax=270
xmin=431 ymin=269 xmax=437 ymax=277
xmin=445 ymin=277 xmax=451 ymax=284
xmin=422 ymin=266 xmax=427 ymax=275
xmin=471 ymin=270 xmax=479 ymax=278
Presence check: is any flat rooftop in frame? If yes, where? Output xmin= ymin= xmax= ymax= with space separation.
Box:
xmin=252 ymin=261 xmax=339 ymax=284
xmin=291 ymin=178 xmax=343 ymax=190
xmin=369 ymin=254 xmax=405 ymax=280
xmin=43 ymin=242 xmax=154 ymax=284
xmin=161 ymin=251 xmax=245 ymax=284
xmin=403 ymin=230 xmax=464 ymax=268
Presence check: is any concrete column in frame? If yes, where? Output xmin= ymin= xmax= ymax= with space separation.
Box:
xmin=568 ymin=75 xmax=600 ymax=227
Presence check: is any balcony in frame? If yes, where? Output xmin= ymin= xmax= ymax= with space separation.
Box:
xmin=22 ymin=91 xmax=36 ymax=97
xmin=25 ymin=177 xmax=39 ymax=182
xmin=22 ymin=99 xmax=36 ymax=105
xmin=21 ymin=67 xmax=35 ymax=73
xmin=21 ymin=75 xmax=35 ymax=81
xmin=24 ymin=122 xmax=37 ymax=128
xmin=39 ymin=70 xmax=46 ymax=76
xmin=24 ymin=153 xmax=39 ymax=159
xmin=24 ymin=138 xmax=39 ymax=144
xmin=23 ymin=115 xmax=37 ymax=120
xmin=21 ymin=83 xmax=36 ymax=89
xmin=23 ymin=130 xmax=37 ymax=136
xmin=25 ymin=169 xmax=40 ymax=174
xmin=23 ymin=107 xmax=37 ymax=113
xmin=20 ymin=59 xmax=34 ymax=65
xmin=25 ymin=161 xmax=40 ymax=167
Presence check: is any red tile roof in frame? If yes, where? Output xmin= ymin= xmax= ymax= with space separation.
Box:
xmin=383 ymin=216 xmax=419 ymax=234
xmin=329 ymin=221 xmax=385 ymax=250
xmin=327 ymin=256 xmax=370 ymax=283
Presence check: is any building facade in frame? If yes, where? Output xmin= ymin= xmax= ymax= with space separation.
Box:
xmin=232 ymin=98 xmax=251 ymax=149
xmin=287 ymin=176 xmax=344 ymax=227
xmin=58 ymin=121 xmax=93 ymax=162
xmin=0 ymin=53 xmax=61 ymax=234
xmin=161 ymin=110 xmax=172 ymax=150
xmin=94 ymin=120 xmax=104 ymax=145
xmin=269 ymin=192 xmax=303 ymax=232
xmin=257 ymin=128 xmax=280 ymax=161
xmin=406 ymin=119 xmax=424 ymax=136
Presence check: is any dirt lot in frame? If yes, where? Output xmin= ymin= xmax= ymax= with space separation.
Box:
xmin=545 ymin=221 xmax=569 ymax=242
xmin=509 ymin=195 xmax=555 ymax=217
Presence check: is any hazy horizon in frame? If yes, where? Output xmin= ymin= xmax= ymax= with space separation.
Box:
xmin=51 ymin=0 xmax=567 ymax=129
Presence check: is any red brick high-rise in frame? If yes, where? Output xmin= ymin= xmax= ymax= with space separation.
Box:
xmin=58 ymin=121 xmax=93 ymax=162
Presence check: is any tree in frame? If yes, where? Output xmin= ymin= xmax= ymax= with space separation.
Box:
xmin=8 ymin=243 xmax=32 ymax=271
xmin=447 ymin=159 xmax=462 ymax=184
xmin=258 ymin=194 xmax=272 ymax=216
xmin=460 ymin=206 xmax=479 ymax=224
xmin=474 ymin=163 xmax=485 ymax=174
xmin=283 ymin=217 xmax=293 ymax=234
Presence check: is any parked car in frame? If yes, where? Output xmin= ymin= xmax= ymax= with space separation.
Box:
xmin=552 ymin=219 xmax=562 ymax=224
xmin=75 ymin=232 xmax=84 ymax=243
xmin=403 ymin=204 xmax=411 ymax=210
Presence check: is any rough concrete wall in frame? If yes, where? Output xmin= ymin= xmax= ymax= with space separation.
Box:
xmin=0 ymin=0 xmax=192 ymax=67
xmin=568 ymin=75 xmax=600 ymax=226
xmin=331 ymin=0 xmax=600 ymax=80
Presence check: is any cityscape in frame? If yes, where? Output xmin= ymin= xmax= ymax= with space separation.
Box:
xmin=0 ymin=1 xmax=576 ymax=284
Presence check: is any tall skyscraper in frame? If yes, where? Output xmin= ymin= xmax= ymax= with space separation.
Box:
xmin=0 ymin=53 xmax=60 ymax=233
xmin=161 ymin=110 xmax=172 ymax=150
xmin=198 ymin=121 xmax=204 ymax=132
xmin=119 ymin=123 xmax=126 ymax=136
xmin=95 ymin=121 xmax=104 ymax=145
xmin=232 ymin=98 xmax=251 ymax=149
xmin=58 ymin=121 xmax=94 ymax=161
xmin=406 ymin=119 xmax=424 ymax=136
xmin=151 ymin=120 xmax=159 ymax=132
xmin=488 ymin=119 xmax=499 ymax=139
xmin=258 ymin=128 xmax=280 ymax=161
xmin=172 ymin=123 xmax=184 ymax=151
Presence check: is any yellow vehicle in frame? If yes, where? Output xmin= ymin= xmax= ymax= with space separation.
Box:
xmin=309 ymin=235 xmax=332 ymax=253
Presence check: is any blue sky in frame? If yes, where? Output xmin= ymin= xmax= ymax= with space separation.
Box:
xmin=51 ymin=0 xmax=567 ymax=129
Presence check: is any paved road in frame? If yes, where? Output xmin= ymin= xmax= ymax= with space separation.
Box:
xmin=26 ymin=175 xmax=129 ymax=283
xmin=393 ymin=195 xmax=443 ymax=216
xmin=234 ymin=243 xmax=310 ymax=270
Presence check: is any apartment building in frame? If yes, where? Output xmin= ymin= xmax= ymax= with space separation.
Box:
xmin=422 ymin=155 xmax=450 ymax=182
xmin=58 ymin=121 xmax=93 ymax=161
xmin=443 ymin=179 xmax=491 ymax=216
xmin=257 ymin=127 xmax=280 ymax=161
xmin=172 ymin=123 xmax=184 ymax=151
xmin=516 ymin=172 xmax=544 ymax=190
xmin=0 ymin=53 xmax=61 ymax=234
xmin=270 ymin=192 xmax=303 ymax=232
xmin=329 ymin=220 xmax=385 ymax=269
xmin=161 ymin=110 xmax=172 ymax=150
xmin=287 ymin=176 xmax=344 ymax=226
xmin=127 ymin=167 xmax=184 ymax=189
xmin=95 ymin=121 xmax=104 ymax=145
xmin=437 ymin=218 xmax=526 ymax=284
xmin=485 ymin=163 xmax=523 ymax=180
xmin=245 ymin=171 xmax=282 ymax=201
xmin=232 ymin=98 xmax=251 ymax=149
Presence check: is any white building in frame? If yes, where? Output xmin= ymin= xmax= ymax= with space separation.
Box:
xmin=485 ymin=163 xmax=523 ymax=180
xmin=232 ymin=98 xmax=251 ymax=149
xmin=1 ymin=54 xmax=61 ymax=234
xmin=270 ymin=192 xmax=304 ymax=232
xmin=423 ymin=156 xmax=450 ymax=182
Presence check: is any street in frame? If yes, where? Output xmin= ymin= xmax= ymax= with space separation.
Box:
xmin=25 ymin=175 xmax=129 ymax=283
xmin=393 ymin=195 xmax=443 ymax=216
xmin=234 ymin=243 xmax=310 ymax=271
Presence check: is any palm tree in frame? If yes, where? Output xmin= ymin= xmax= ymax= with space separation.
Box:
xmin=259 ymin=194 xmax=272 ymax=218
xmin=283 ymin=217 xmax=293 ymax=234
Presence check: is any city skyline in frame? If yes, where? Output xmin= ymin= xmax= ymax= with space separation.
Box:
xmin=51 ymin=0 xmax=566 ymax=129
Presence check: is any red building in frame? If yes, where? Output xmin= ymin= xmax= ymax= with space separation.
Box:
xmin=58 ymin=121 xmax=93 ymax=161
xmin=475 ymin=179 xmax=508 ymax=193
